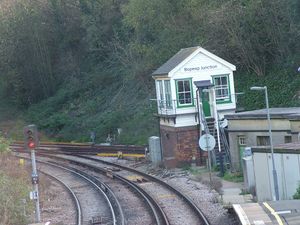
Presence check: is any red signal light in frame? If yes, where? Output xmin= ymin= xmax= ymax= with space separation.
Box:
xmin=28 ymin=141 xmax=35 ymax=148
xmin=24 ymin=125 xmax=39 ymax=150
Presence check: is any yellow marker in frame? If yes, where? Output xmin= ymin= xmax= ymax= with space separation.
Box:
xmin=96 ymin=153 xmax=145 ymax=158
xmin=263 ymin=202 xmax=283 ymax=225
xmin=157 ymin=194 xmax=176 ymax=199
xmin=117 ymin=151 xmax=123 ymax=159
xmin=19 ymin=158 xmax=25 ymax=166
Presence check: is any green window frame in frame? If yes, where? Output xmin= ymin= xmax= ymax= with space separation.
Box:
xmin=175 ymin=78 xmax=194 ymax=107
xmin=213 ymin=74 xmax=231 ymax=104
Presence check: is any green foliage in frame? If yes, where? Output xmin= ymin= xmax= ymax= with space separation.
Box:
xmin=293 ymin=183 xmax=300 ymax=199
xmin=0 ymin=152 xmax=33 ymax=225
xmin=0 ymin=0 xmax=299 ymax=144
xmin=0 ymin=136 xmax=11 ymax=153
xmin=0 ymin=172 xmax=32 ymax=225
xmin=235 ymin=68 xmax=300 ymax=110
xmin=223 ymin=172 xmax=244 ymax=183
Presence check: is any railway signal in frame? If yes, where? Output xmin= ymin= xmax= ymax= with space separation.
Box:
xmin=24 ymin=125 xmax=39 ymax=150
xmin=23 ymin=124 xmax=41 ymax=223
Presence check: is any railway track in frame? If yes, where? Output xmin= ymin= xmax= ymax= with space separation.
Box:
xmin=11 ymin=142 xmax=146 ymax=157
xmin=38 ymin=170 xmax=82 ymax=225
xmin=39 ymin=154 xmax=169 ymax=225
xmin=19 ymin=156 xmax=121 ymax=225
xmin=12 ymin=143 xmax=212 ymax=225
xmin=37 ymin=153 xmax=211 ymax=225
xmin=18 ymin=154 xmax=169 ymax=225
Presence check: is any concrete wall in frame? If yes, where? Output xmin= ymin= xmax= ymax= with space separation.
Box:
xmin=148 ymin=136 xmax=162 ymax=166
xmin=228 ymin=118 xmax=296 ymax=171
xmin=253 ymin=152 xmax=300 ymax=201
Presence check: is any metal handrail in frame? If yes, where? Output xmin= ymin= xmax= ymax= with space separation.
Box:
xmin=216 ymin=112 xmax=231 ymax=165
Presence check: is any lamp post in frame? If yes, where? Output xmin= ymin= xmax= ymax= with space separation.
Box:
xmin=250 ymin=86 xmax=279 ymax=201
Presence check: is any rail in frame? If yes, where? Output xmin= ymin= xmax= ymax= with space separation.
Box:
xmin=79 ymin=155 xmax=211 ymax=225
xmin=39 ymin=153 xmax=169 ymax=225
xmin=39 ymin=171 xmax=82 ymax=225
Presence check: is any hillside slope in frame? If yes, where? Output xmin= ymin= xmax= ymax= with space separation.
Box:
xmin=0 ymin=0 xmax=299 ymax=143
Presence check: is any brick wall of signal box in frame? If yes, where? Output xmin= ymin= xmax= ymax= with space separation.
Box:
xmin=160 ymin=125 xmax=205 ymax=167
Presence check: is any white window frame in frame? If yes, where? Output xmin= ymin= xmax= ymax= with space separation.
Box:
xmin=156 ymin=80 xmax=173 ymax=109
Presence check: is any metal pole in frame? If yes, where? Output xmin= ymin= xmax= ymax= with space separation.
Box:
xmin=196 ymin=89 xmax=203 ymax=164
xmin=206 ymin=135 xmax=212 ymax=187
xmin=212 ymin=88 xmax=224 ymax=176
xmin=31 ymin=149 xmax=41 ymax=222
xmin=264 ymin=86 xmax=279 ymax=201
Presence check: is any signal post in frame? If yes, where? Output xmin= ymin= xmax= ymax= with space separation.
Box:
xmin=24 ymin=124 xmax=41 ymax=223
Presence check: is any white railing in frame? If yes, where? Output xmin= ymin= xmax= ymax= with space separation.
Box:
xmin=155 ymin=99 xmax=200 ymax=116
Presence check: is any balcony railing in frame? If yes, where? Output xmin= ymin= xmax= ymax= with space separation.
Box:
xmin=155 ymin=99 xmax=199 ymax=116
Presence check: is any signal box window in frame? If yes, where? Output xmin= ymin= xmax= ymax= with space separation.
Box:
xmin=257 ymin=136 xmax=270 ymax=146
xmin=176 ymin=79 xmax=194 ymax=107
xmin=213 ymin=75 xmax=230 ymax=103
xmin=239 ymin=136 xmax=246 ymax=145
xmin=156 ymin=80 xmax=173 ymax=109
xmin=164 ymin=80 xmax=172 ymax=108
xmin=157 ymin=80 xmax=164 ymax=108
xmin=284 ymin=136 xmax=292 ymax=143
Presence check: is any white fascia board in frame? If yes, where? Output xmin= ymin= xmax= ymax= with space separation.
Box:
xmin=168 ymin=47 xmax=201 ymax=77
xmin=168 ymin=47 xmax=236 ymax=78
xmin=199 ymin=47 xmax=236 ymax=71
xmin=152 ymin=74 xmax=168 ymax=80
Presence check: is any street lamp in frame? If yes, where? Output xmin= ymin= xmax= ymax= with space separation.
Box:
xmin=250 ymin=86 xmax=279 ymax=201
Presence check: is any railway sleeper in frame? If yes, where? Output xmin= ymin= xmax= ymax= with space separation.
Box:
xmin=89 ymin=215 xmax=112 ymax=225
xmin=106 ymin=170 xmax=114 ymax=179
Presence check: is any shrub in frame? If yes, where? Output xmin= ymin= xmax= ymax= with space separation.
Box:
xmin=0 ymin=136 xmax=33 ymax=225
xmin=223 ymin=172 xmax=244 ymax=183
xmin=293 ymin=183 xmax=300 ymax=199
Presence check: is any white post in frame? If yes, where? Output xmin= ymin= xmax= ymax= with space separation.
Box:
xmin=31 ymin=149 xmax=41 ymax=222
xmin=212 ymin=88 xmax=221 ymax=153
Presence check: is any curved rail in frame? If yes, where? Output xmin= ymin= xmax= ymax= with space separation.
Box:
xmin=41 ymin=154 xmax=169 ymax=225
xmin=41 ymin=161 xmax=119 ymax=225
xmin=80 ymin=155 xmax=211 ymax=225
xmin=39 ymin=171 xmax=82 ymax=225
xmin=17 ymin=155 xmax=122 ymax=225
xmin=12 ymin=145 xmax=209 ymax=224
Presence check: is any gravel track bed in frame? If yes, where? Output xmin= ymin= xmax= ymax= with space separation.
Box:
xmin=115 ymin=170 xmax=203 ymax=225
xmin=69 ymin=162 xmax=156 ymax=225
xmin=38 ymin=162 xmax=113 ymax=225
xmin=38 ymin=155 xmax=240 ymax=225
xmin=138 ymin=181 xmax=202 ymax=225
xmin=39 ymin=173 xmax=76 ymax=225
xmin=97 ymin=157 xmax=239 ymax=225
xmin=166 ymin=177 xmax=235 ymax=225
xmin=58 ymin=155 xmax=206 ymax=225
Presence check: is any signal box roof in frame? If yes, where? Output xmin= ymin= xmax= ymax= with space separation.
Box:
xmin=152 ymin=46 xmax=236 ymax=76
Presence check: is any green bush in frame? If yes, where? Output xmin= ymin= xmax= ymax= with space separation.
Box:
xmin=0 ymin=172 xmax=32 ymax=225
xmin=223 ymin=172 xmax=244 ymax=183
xmin=0 ymin=140 xmax=33 ymax=224
xmin=293 ymin=183 xmax=300 ymax=199
xmin=0 ymin=136 xmax=10 ymax=153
